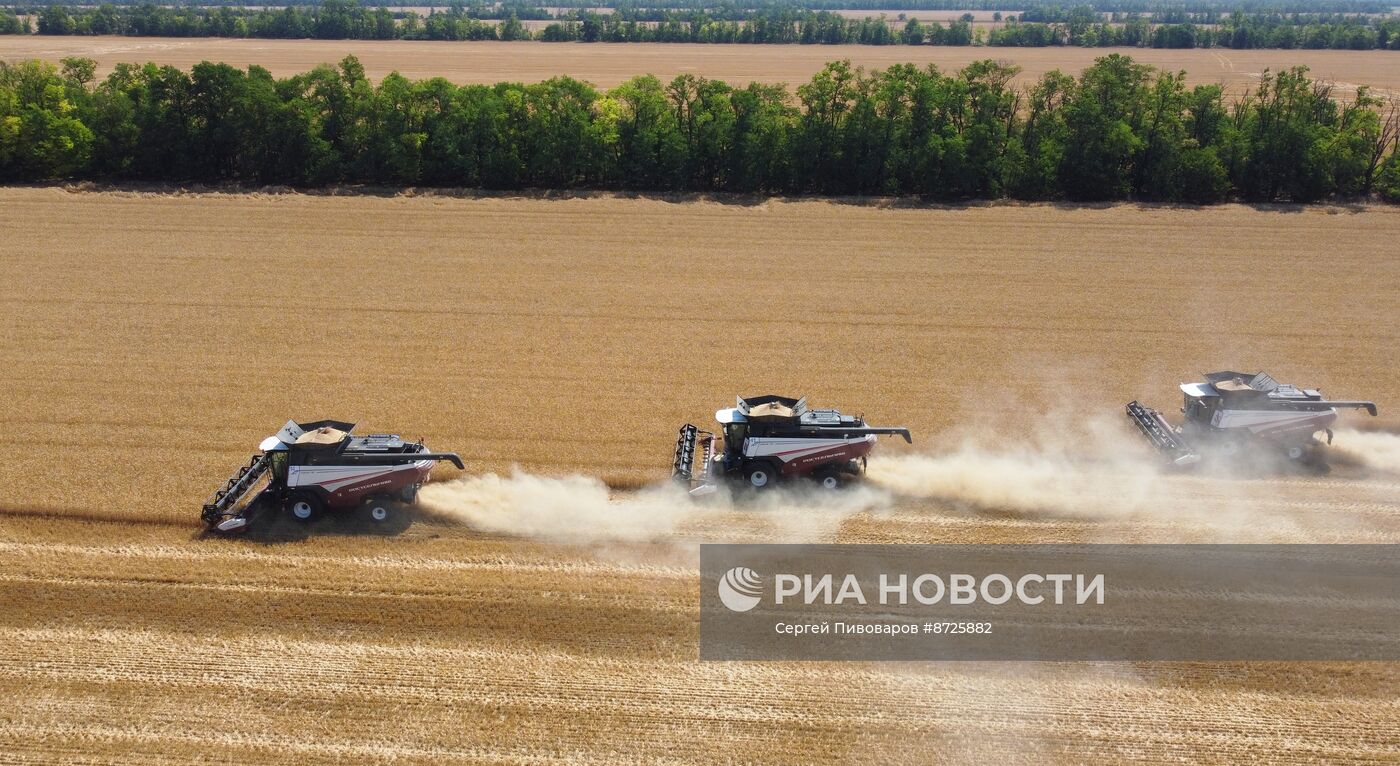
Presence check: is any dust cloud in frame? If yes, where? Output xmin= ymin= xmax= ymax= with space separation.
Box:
xmin=418 ymin=471 xmax=691 ymax=542
xmin=861 ymin=411 xmax=1398 ymax=542
xmin=866 ymin=447 xmax=1162 ymax=519
xmin=417 ymin=469 xmax=891 ymax=544
xmin=865 ymin=410 xmax=1169 ymax=520
xmin=417 ymin=419 xmax=1395 ymax=545
xmin=1330 ymin=428 xmax=1400 ymax=475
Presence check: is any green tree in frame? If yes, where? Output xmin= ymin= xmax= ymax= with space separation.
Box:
xmin=793 ymin=60 xmax=858 ymax=192
xmin=1059 ymin=54 xmax=1151 ymax=200
xmin=0 ymin=52 xmax=1390 ymax=202
xmin=667 ymin=74 xmax=735 ymax=189
xmin=37 ymin=5 xmax=75 ymax=35
xmin=0 ymin=60 xmax=94 ymax=179
xmin=358 ymin=72 xmax=428 ymax=183
xmin=1377 ymin=151 xmax=1400 ymax=202
xmin=1176 ymin=146 xmax=1230 ymax=203
xmin=1007 ymin=69 xmax=1074 ymax=199
xmin=727 ymin=82 xmax=794 ymax=192
xmin=520 ymin=77 xmax=604 ymax=186
xmin=901 ymin=19 xmax=925 ymax=45
xmin=944 ymin=59 xmax=1020 ymax=198
xmin=609 ymin=75 xmax=684 ymax=188
xmin=499 ymin=14 xmax=529 ymax=41
xmin=247 ymin=65 xmax=336 ymax=184
xmin=1232 ymin=67 xmax=1337 ymax=201
xmin=1133 ymin=70 xmax=1191 ymax=199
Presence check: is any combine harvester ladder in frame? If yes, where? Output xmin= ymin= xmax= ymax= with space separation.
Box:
xmin=202 ymin=453 xmax=272 ymax=522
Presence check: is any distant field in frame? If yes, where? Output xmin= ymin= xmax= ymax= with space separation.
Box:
xmin=829 ymin=8 xmax=1013 ymax=27
xmin=3 ymin=36 xmax=1400 ymax=95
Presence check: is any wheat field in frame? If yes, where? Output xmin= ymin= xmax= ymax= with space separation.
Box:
xmin=1 ymin=187 xmax=1399 ymax=763
xmin=4 ymin=36 xmax=1400 ymax=96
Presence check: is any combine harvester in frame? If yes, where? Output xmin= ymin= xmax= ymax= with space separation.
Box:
xmin=673 ymin=395 xmax=911 ymax=495
xmin=202 ymin=420 xmax=463 ymax=534
xmin=1127 ymin=371 xmax=1377 ymax=467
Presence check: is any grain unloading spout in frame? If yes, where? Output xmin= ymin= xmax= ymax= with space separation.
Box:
xmin=338 ymin=452 xmax=465 ymax=469
xmin=1301 ymin=401 xmax=1378 ymax=417
xmin=844 ymin=426 xmax=912 ymax=443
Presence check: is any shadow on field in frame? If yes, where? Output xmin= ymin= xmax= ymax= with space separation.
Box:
xmin=45 ymin=181 xmax=1384 ymax=213
xmin=200 ymin=504 xmax=415 ymax=544
xmin=0 ymin=505 xmax=185 ymax=528
xmin=828 ymin=197 xmax=1375 ymax=214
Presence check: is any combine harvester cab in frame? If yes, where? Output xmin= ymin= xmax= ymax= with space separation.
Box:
xmin=673 ymin=395 xmax=911 ymax=496
xmin=1127 ymin=371 xmax=1377 ymax=467
xmin=201 ymin=420 xmax=463 ymax=535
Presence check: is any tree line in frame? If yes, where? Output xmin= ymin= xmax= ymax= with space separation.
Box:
xmin=546 ymin=0 xmax=1395 ymax=11
xmin=8 ymin=0 xmax=1395 ymax=10
xmin=2 ymin=54 xmax=1398 ymax=203
xmin=11 ymin=2 xmax=1400 ymax=50
xmin=987 ymin=11 xmax=1400 ymax=49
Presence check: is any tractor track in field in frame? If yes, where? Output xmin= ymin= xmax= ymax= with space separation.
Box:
xmin=2 ymin=471 xmax=1399 ymax=763
xmin=1 ymin=562 xmax=1397 ymax=764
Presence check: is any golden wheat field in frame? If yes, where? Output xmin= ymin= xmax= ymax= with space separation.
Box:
xmin=2 ymin=187 xmax=1399 ymax=763
xmin=4 ymin=36 xmax=1400 ymax=96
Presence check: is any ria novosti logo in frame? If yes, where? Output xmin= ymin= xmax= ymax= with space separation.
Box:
xmin=715 ymin=567 xmax=1106 ymax=612
xmin=718 ymin=567 xmax=763 ymax=612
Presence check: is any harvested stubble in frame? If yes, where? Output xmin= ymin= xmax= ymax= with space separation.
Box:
xmin=0 ymin=187 xmax=1398 ymax=763
xmin=2 ymin=188 xmax=1397 ymax=518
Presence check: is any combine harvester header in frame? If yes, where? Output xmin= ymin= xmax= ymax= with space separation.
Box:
xmin=673 ymin=395 xmax=911 ymax=495
xmin=202 ymin=419 xmax=462 ymax=534
xmin=1127 ymin=371 xmax=1377 ymax=466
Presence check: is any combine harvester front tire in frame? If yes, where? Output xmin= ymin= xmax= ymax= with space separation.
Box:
xmin=744 ymin=463 xmax=776 ymax=490
xmin=362 ymin=496 xmax=412 ymax=534
xmin=286 ymin=493 xmax=323 ymax=523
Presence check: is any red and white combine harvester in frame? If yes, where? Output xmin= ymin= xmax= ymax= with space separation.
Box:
xmin=1127 ymin=371 xmax=1377 ymax=467
xmin=202 ymin=420 xmax=462 ymax=534
xmin=672 ymin=395 xmax=911 ymax=495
